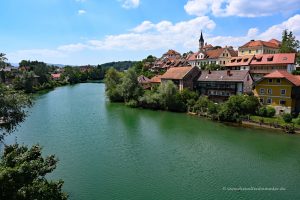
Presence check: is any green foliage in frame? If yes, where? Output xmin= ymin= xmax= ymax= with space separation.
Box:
xmin=257 ymin=106 xmax=276 ymax=117
xmin=219 ymin=95 xmax=260 ymax=122
xmin=98 ymin=61 xmax=137 ymax=71
xmin=138 ymin=91 xmax=161 ymax=110
xmin=0 ymin=144 xmax=68 ymax=200
xmin=0 ymin=84 xmax=32 ymax=141
xmin=119 ymin=68 xmax=143 ymax=102
xmin=125 ymin=99 xmax=139 ymax=108
xmin=295 ymin=114 xmax=300 ymax=125
xmin=203 ymin=63 xmax=224 ymax=71
xmin=280 ymin=30 xmax=300 ymax=53
xmin=157 ymin=81 xmax=178 ymax=110
xmin=104 ymin=68 xmax=123 ymax=102
xmin=282 ymin=113 xmax=293 ymax=123
xmin=0 ymin=53 xmax=8 ymax=83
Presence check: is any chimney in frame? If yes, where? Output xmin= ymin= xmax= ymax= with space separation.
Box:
xmin=251 ymin=39 xmax=255 ymax=42
xmin=227 ymin=70 xmax=231 ymax=76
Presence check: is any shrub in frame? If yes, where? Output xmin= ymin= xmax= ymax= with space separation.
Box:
xmin=258 ymin=106 xmax=267 ymax=117
xmin=266 ymin=106 xmax=276 ymax=117
xmin=282 ymin=113 xmax=293 ymax=123
xmin=126 ymin=99 xmax=138 ymax=108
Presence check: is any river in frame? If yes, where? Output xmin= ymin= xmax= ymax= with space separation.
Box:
xmin=4 ymin=83 xmax=300 ymax=200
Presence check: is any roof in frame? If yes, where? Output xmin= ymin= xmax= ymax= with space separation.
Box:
xmin=198 ymin=70 xmax=250 ymax=82
xmin=240 ymin=40 xmax=280 ymax=49
xmin=250 ymin=53 xmax=296 ymax=65
xmin=149 ymin=75 xmax=162 ymax=83
xmin=161 ymin=66 xmax=196 ymax=80
xmin=187 ymin=47 xmax=237 ymax=61
xmin=138 ymin=75 xmax=150 ymax=84
xmin=51 ymin=73 xmax=61 ymax=78
xmin=263 ymin=70 xmax=300 ymax=86
xmin=268 ymin=39 xmax=281 ymax=46
xmin=226 ymin=55 xmax=254 ymax=67
xmin=163 ymin=49 xmax=181 ymax=56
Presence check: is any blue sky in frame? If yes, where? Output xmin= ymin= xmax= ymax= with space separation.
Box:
xmin=1 ymin=0 xmax=300 ymax=65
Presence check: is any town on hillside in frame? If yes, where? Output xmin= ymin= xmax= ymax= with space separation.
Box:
xmin=137 ymin=31 xmax=300 ymax=116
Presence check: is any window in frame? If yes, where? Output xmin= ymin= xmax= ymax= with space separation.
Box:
xmin=281 ymin=89 xmax=286 ymax=95
xmin=260 ymin=98 xmax=264 ymax=103
xmin=256 ymin=49 xmax=259 ymax=53
xmin=267 ymin=89 xmax=272 ymax=94
xmin=267 ymin=98 xmax=272 ymax=104
xmin=280 ymin=100 xmax=286 ymax=105
xmin=241 ymin=50 xmax=244 ymax=54
xmin=260 ymin=88 xmax=265 ymax=94
xmin=276 ymin=79 xmax=281 ymax=83
xmin=268 ymin=79 xmax=273 ymax=83
xmin=249 ymin=50 xmax=251 ymax=54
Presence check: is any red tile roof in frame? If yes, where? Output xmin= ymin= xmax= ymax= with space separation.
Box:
xmin=226 ymin=55 xmax=254 ymax=67
xmin=161 ymin=66 xmax=196 ymax=80
xmin=251 ymin=53 xmax=296 ymax=65
xmin=240 ymin=40 xmax=280 ymax=49
xmin=198 ymin=70 xmax=250 ymax=82
xmin=149 ymin=75 xmax=162 ymax=83
xmin=51 ymin=73 xmax=61 ymax=79
xmin=138 ymin=75 xmax=150 ymax=84
xmin=188 ymin=47 xmax=237 ymax=61
xmin=264 ymin=70 xmax=300 ymax=86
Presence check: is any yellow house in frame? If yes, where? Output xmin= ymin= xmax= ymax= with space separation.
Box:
xmin=253 ymin=70 xmax=300 ymax=114
xmin=238 ymin=39 xmax=280 ymax=56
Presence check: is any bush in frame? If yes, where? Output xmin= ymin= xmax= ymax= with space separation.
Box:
xmin=258 ymin=106 xmax=267 ymax=117
xmin=282 ymin=113 xmax=293 ymax=123
xmin=126 ymin=99 xmax=139 ymax=108
xmin=258 ymin=106 xmax=276 ymax=117
xmin=266 ymin=106 xmax=276 ymax=117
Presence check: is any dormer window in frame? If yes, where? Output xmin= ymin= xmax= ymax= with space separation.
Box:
xmin=237 ymin=58 xmax=242 ymax=63
xmin=267 ymin=55 xmax=273 ymax=61
xmin=231 ymin=59 xmax=236 ymax=62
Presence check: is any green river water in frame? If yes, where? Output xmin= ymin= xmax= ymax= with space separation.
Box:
xmin=4 ymin=83 xmax=300 ymax=200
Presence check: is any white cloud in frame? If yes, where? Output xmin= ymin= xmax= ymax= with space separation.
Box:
xmin=87 ymin=16 xmax=216 ymax=50
xmin=57 ymin=43 xmax=88 ymax=52
xmin=7 ymin=14 xmax=300 ymax=64
xmin=203 ymin=14 xmax=300 ymax=49
xmin=119 ymin=0 xmax=140 ymax=9
xmin=184 ymin=0 xmax=300 ymax=17
xmin=78 ymin=10 xmax=86 ymax=15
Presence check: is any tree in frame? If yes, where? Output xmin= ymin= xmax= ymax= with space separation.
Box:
xmin=280 ymin=30 xmax=300 ymax=53
xmin=157 ymin=81 xmax=178 ymax=110
xmin=119 ymin=68 xmax=143 ymax=102
xmin=0 ymin=144 xmax=68 ymax=200
xmin=104 ymin=68 xmax=123 ymax=102
xmin=0 ymin=84 xmax=32 ymax=141
xmin=0 ymin=53 xmax=8 ymax=83
xmin=0 ymin=85 xmax=68 ymax=199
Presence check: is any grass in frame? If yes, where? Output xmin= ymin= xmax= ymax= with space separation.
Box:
xmin=250 ymin=115 xmax=300 ymax=128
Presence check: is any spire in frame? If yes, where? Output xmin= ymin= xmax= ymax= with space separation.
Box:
xmin=199 ymin=31 xmax=204 ymax=43
xmin=199 ymin=30 xmax=204 ymax=51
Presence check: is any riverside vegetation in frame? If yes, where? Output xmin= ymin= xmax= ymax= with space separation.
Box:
xmin=105 ymin=66 xmax=299 ymax=133
xmin=0 ymin=84 xmax=68 ymax=199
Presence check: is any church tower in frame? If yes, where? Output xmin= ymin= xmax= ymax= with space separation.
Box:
xmin=199 ymin=31 xmax=204 ymax=51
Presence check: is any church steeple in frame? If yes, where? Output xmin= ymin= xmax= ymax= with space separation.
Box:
xmin=199 ymin=31 xmax=204 ymax=51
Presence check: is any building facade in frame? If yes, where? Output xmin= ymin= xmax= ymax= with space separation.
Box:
xmin=197 ymin=70 xmax=253 ymax=102
xmin=160 ymin=66 xmax=201 ymax=91
xmin=238 ymin=39 xmax=280 ymax=56
xmin=253 ymin=70 xmax=300 ymax=114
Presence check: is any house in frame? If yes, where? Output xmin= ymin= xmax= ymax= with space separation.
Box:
xmin=253 ymin=70 xmax=300 ymax=115
xmin=188 ymin=47 xmax=238 ymax=68
xmin=187 ymin=31 xmax=238 ymax=68
xmin=225 ymin=55 xmax=254 ymax=70
xmin=238 ymin=39 xmax=280 ymax=56
xmin=160 ymin=66 xmax=201 ymax=91
xmin=197 ymin=70 xmax=253 ymax=102
xmin=51 ymin=73 xmax=61 ymax=80
xmin=162 ymin=49 xmax=181 ymax=60
xmin=138 ymin=75 xmax=151 ymax=89
xmin=226 ymin=53 xmax=296 ymax=81
xmin=149 ymin=75 xmax=162 ymax=89
xmin=249 ymin=53 xmax=296 ymax=80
